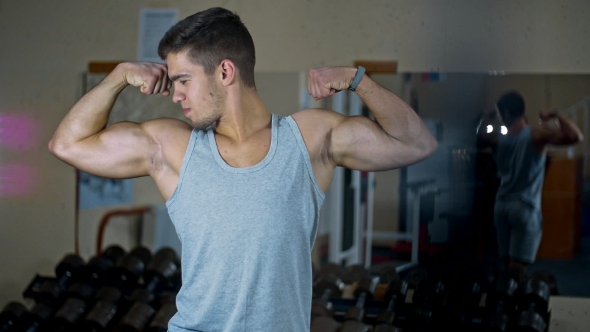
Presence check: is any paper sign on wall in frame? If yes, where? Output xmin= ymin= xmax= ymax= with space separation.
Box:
xmin=138 ymin=8 xmax=179 ymax=63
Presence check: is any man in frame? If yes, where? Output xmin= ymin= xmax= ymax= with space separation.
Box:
xmin=478 ymin=90 xmax=583 ymax=279
xmin=49 ymin=7 xmax=437 ymax=332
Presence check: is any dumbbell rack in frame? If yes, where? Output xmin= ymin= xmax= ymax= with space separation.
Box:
xmin=315 ymin=285 xmax=553 ymax=331
xmin=2 ymin=246 xmax=181 ymax=332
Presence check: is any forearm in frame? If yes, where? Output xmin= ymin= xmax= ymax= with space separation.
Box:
xmin=353 ymin=73 xmax=433 ymax=147
xmin=49 ymin=64 xmax=129 ymax=150
xmin=556 ymin=114 xmax=584 ymax=142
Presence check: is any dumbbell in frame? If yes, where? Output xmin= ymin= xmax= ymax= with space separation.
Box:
xmin=315 ymin=263 xmax=344 ymax=282
xmin=0 ymin=302 xmax=27 ymax=331
xmin=516 ymin=277 xmax=550 ymax=332
xmin=406 ymin=276 xmax=446 ymax=332
xmin=529 ymin=270 xmax=559 ymax=296
xmin=404 ymin=268 xmax=428 ymax=290
xmin=310 ymin=315 xmax=340 ymax=332
xmin=42 ymin=257 xmax=122 ymax=332
xmin=311 ymin=273 xmax=344 ymax=320
xmin=373 ymin=277 xmax=408 ymax=332
xmin=483 ymin=269 xmax=521 ymax=332
xmin=101 ymin=245 xmax=127 ymax=265
xmin=22 ymin=253 xmax=86 ymax=305
xmin=146 ymin=292 xmax=177 ymax=332
xmin=15 ymin=254 xmax=94 ymax=332
xmin=16 ymin=278 xmax=67 ymax=332
xmin=111 ymin=282 xmax=160 ymax=332
xmin=443 ymin=271 xmax=485 ymax=331
xmin=141 ymin=247 xmax=179 ymax=294
xmin=78 ymin=287 xmax=123 ymax=332
xmin=108 ymin=246 xmax=152 ymax=292
xmin=113 ymin=297 xmax=156 ymax=332
xmin=341 ymin=264 xmax=370 ymax=285
xmin=339 ymin=276 xmax=376 ymax=332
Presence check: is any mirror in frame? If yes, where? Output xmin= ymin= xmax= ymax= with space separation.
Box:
xmin=363 ymin=72 xmax=590 ymax=298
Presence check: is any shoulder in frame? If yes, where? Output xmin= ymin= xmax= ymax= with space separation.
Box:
xmin=290 ymin=108 xmax=346 ymax=136
xmin=140 ymin=118 xmax=193 ymax=173
xmin=141 ymin=118 xmax=193 ymax=145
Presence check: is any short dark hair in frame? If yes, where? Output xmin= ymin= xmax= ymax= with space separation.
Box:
xmin=158 ymin=7 xmax=256 ymax=88
xmin=496 ymin=90 xmax=525 ymax=123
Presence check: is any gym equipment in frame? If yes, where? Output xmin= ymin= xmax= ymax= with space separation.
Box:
xmin=108 ymin=246 xmax=152 ymax=292
xmin=141 ymin=247 xmax=179 ymax=294
xmin=18 ymin=269 xmax=73 ymax=332
xmin=404 ymin=268 xmax=428 ymax=290
xmin=14 ymin=277 xmax=68 ymax=332
xmin=316 ymin=263 xmax=344 ymax=282
xmin=443 ymin=270 xmax=485 ymax=331
xmin=516 ymin=277 xmax=550 ymax=332
xmin=373 ymin=277 xmax=408 ymax=332
xmin=311 ymin=288 xmax=334 ymax=320
xmin=341 ymin=264 xmax=370 ymax=285
xmin=101 ymin=245 xmax=127 ymax=265
xmin=113 ymin=301 xmax=156 ymax=332
xmin=310 ymin=316 xmax=340 ymax=332
xmin=78 ymin=287 xmax=122 ymax=332
xmin=147 ymin=292 xmax=177 ymax=332
xmin=483 ymin=269 xmax=521 ymax=332
xmin=339 ymin=276 xmax=376 ymax=332
xmin=529 ymin=270 xmax=559 ymax=296
xmin=406 ymin=276 xmax=446 ymax=331
xmin=0 ymin=302 xmax=27 ymax=331
xmin=43 ymin=297 xmax=88 ymax=331
xmin=378 ymin=266 xmax=400 ymax=285
xmin=310 ymin=269 xmax=344 ymax=332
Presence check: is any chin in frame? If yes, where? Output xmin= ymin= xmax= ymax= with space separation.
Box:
xmin=191 ymin=115 xmax=218 ymax=130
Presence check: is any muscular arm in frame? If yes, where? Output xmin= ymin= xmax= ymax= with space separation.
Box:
xmin=307 ymin=68 xmax=437 ymax=171
xmin=48 ymin=62 xmax=187 ymax=179
xmin=532 ymin=113 xmax=584 ymax=151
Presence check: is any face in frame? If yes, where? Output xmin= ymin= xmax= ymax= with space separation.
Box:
xmin=166 ymin=51 xmax=226 ymax=130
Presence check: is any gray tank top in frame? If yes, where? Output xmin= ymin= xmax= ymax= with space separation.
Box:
xmin=494 ymin=127 xmax=546 ymax=209
xmin=165 ymin=114 xmax=325 ymax=332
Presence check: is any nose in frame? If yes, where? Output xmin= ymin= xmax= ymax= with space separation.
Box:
xmin=172 ymin=89 xmax=185 ymax=103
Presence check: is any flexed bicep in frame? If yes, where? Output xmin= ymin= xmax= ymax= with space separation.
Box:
xmin=51 ymin=121 xmax=155 ymax=179
xmin=330 ymin=115 xmax=433 ymax=171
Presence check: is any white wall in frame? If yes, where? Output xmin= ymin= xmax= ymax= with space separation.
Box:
xmin=1 ymin=0 xmax=590 ymax=305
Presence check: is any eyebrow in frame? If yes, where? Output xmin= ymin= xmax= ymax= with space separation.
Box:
xmin=169 ymin=74 xmax=191 ymax=82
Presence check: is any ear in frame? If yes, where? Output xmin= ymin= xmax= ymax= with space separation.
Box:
xmin=219 ymin=60 xmax=236 ymax=87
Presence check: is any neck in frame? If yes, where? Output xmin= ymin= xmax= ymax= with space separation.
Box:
xmin=507 ymin=118 xmax=528 ymax=135
xmin=215 ymin=86 xmax=271 ymax=142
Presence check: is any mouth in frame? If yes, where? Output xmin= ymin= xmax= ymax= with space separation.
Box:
xmin=183 ymin=108 xmax=191 ymax=115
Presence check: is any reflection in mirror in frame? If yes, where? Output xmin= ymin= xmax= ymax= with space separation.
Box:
xmin=363 ymin=72 xmax=590 ymax=298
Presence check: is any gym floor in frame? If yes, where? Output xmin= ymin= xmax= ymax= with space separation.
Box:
xmin=528 ymin=236 xmax=590 ymax=297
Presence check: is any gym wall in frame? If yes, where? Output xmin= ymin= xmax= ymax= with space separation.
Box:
xmin=1 ymin=0 xmax=590 ymax=306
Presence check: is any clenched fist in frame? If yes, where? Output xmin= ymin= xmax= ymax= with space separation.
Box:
xmin=120 ymin=62 xmax=172 ymax=96
xmin=307 ymin=67 xmax=358 ymax=100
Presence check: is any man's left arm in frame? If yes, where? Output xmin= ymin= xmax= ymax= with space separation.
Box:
xmin=308 ymin=66 xmax=438 ymax=171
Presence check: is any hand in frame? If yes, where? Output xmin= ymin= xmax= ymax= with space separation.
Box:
xmin=307 ymin=67 xmax=357 ymax=100
xmin=539 ymin=109 xmax=558 ymax=120
xmin=119 ymin=62 xmax=172 ymax=96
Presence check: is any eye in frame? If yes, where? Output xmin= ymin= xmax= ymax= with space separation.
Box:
xmin=180 ymin=80 xmax=188 ymax=85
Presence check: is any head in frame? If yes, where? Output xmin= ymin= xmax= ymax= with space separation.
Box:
xmin=496 ymin=91 xmax=525 ymax=127
xmin=158 ymin=7 xmax=256 ymax=129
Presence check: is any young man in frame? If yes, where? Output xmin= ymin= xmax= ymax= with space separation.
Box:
xmin=49 ymin=7 xmax=437 ymax=331
xmin=479 ymin=91 xmax=583 ymax=279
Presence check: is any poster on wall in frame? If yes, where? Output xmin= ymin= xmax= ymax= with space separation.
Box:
xmin=138 ymin=8 xmax=179 ymax=63
xmin=78 ymin=170 xmax=133 ymax=209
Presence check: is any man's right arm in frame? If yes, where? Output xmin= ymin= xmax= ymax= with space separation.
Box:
xmin=48 ymin=62 xmax=182 ymax=179
xmin=532 ymin=111 xmax=584 ymax=151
